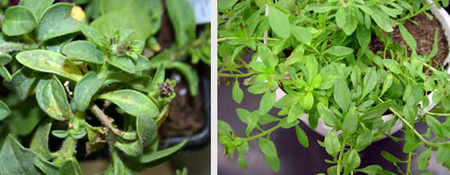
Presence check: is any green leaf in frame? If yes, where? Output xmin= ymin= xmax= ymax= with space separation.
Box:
xmin=4 ymin=68 xmax=37 ymax=100
xmin=0 ymin=135 xmax=42 ymax=174
xmin=73 ymin=72 xmax=104 ymax=111
xmin=37 ymin=3 xmax=81 ymax=42
xmin=358 ymin=165 xmax=383 ymax=175
xmin=137 ymin=114 xmax=157 ymax=147
xmin=30 ymin=120 xmax=52 ymax=159
xmin=81 ymin=25 xmax=108 ymax=49
xmin=51 ymin=130 xmax=69 ymax=138
xmin=382 ymin=59 xmax=402 ymax=74
xmin=104 ymin=152 xmax=133 ymax=175
xmin=218 ymin=0 xmax=238 ymax=12
xmin=426 ymin=115 xmax=443 ymax=137
xmin=19 ymin=0 xmax=54 ymax=21
xmin=115 ymin=139 xmax=143 ymax=157
xmin=99 ymin=90 xmax=159 ymax=118
xmin=362 ymin=101 xmax=394 ymax=121
xmin=16 ymin=50 xmax=83 ymax=81
xmin=62 ymin=41 xmax=104 ymax=64
xmin=336 ymin=7 xmax=346 ymax=29
xmin=35 ymin=76 xmax=72 ymax=121
xmin=344 ymin=150 xmax=361 ymax=174
xmin=368 ymin=7 xmax=393 ymax=32
xmin=91 ymin=10 xmax=151 ymax=42
xmin=232 ymin=79 xmax=244 ymax=104
xmin=170 ymin=62 xmax=199 ymax=96
xmin=259 ymin=138 xmax=280 ymax=172
xmin=355 ymin=133 xmax=373 ymax=151
xmin=292 ymin=25 xmax=312 ymax=45
xmin=2 ymin=6 xmax=37 ymax=36
xmin=259 ymin=91 xmax=275 ymax=115
xmin=436 ymin=145 xmax=450 ymax=163
xmin=295 ymin=125 xmax=309 ymax=147
xmin=258 ymin=43 xmax=278 ymax=70
xmin=324 ymin=131 xmax=340 ymax=158
xmin=269 ymin=6 xmax=291 ymax=39
xmin=59 ymin=158 xmax=83 ymax=175
xmin=381 ymin=151 xmax=403 ymax=163
xmin=167 ymin=0 xmax=196 ymax=46
xmin=302 ymin=92 xmax=314 ymax=110
xmin=334 ymin=78 xmax=351 ymax=112
xmin=0 ymin=100 xmax=11 ymax=121
xmin=356 ymin=26 xmax=371 ymax=48
xmin=317 ymin=103 xmax=341 ymax=128
xmin=362 ymin=69 xmax=378 ymax=98
xmin=139 ymin=139 xmax=187 ymax=164
xmin=418 ymin=149 xmax=431 ymax=171
xmin=325 ymin=46 xmax=353 ymax=57
xmin=342 ymin=107 xmax=358 ymax=134
xmin=288 ymin=102 xmax=303 ymax=123
xmin=398 ymin=23 xmax=417 ymax=52
xmin=275 ymin=94 xmax=299 ymax=108
xmin=381 ymin=74 xmax=393 ymax=96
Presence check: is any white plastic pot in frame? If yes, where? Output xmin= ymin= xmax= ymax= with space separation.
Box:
xmin=275 ymin=4 xmax=450 ymax=137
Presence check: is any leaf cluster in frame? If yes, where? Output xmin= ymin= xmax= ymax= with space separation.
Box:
xmin=218 ymin=0 xmax=450 ymax=174
xmin=0 ymin=0 xmax=209 ymax=174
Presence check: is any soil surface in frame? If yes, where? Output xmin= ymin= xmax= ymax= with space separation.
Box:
xmin=369 ymin=13 xmax=449 ymax=69
xmin=159 ymin=72 xmax=205 ymax=139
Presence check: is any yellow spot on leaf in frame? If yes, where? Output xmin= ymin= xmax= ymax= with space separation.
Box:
xmin=71 ymin=6 xmax=85 ymax=21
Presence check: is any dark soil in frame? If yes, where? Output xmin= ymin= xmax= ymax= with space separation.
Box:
xmin=159 ymin=72 xmax=205 ymax=139
xmin=369 ymin=13 xmax=449 ymax=69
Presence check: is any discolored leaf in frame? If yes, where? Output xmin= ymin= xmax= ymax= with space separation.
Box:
xmin=99 ymin=90 xmax=159 ymax=118
xmin=37 ymin=3 xmax=82 ymax=42
xmin=35 ymin=76 xmax=72 ymax=121
xmin=16 ymin=50 xmax=83 ymax=81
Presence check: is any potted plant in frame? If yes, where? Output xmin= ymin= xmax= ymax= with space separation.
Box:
xmin=218 ymin=0 xmax=450 ymax=174
xmin=0 ymin=0 xmax=209 ymax=174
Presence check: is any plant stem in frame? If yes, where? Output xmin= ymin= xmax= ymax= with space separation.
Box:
xmin=398 ymin=3 xmax=431 ymax=22
xmin=421 ymin=110 xmax=450 ymax=117
xmin=336 ymin=136 xmax=348 ymax=175
xmin=378 ymin=98 xmax=450 ymax=147
xmin=90 ymin=104 xmax=123 ymax=136
xmin=244 ymin=124 xmax=281 ymax=141
xmin=59 ymin=136 xmax=77 ymax=159
xmin=218 ymin=72 xmax=255 ymax=77
xmin=406 ymin=152 xmax=412 ymax=175
xmin=217 ymin=36 xmax=279 ymax=43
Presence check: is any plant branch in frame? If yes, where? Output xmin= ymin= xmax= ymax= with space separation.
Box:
xmin=90 ymin=104 xmax=123 ymax=136
xmin=244 ymin=124 xmax=281 ymax=141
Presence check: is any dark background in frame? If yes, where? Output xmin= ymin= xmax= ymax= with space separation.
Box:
xmin=218 ymin=79 xmax=450 ymax=175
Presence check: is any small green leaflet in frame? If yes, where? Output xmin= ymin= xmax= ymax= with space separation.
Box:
xmin=61 ymin=41 xmax=104 ymax=64
xmin=324 ymin=131 xmax=340 ymax=158
xmin=0 ymin=100 xmax=11 ymax=121
xmin=268 ymin=6 xmax=291 ymax=39
xmin=37 ymin=3 xmax=81 ymax=42
xmin=232 ymin=79 xmax=244 ymax=104
xmin=342 ymin=107 xmax=358 ymax=134
xmin=259 ymin=138 xmax=280 ymax=172
xmin=139 ymin=139 xmax=188 ymax=164
xmin=334 ymin=78 xmax=351 ymax=112
xmin=259 ymin=91 xmax=275 ymax=115
xmin=398 ymin=23 xmax=417 ymax=53
xmin=292 ymin=25 xmax=312 ymax=45
xmin=295 ymin=125 xmax=309 ymax=147
xmin=73 ymin=72 xmax=105 ymax=111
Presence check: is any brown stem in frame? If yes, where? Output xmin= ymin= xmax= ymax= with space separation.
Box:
xmin=90 ymin=104 xmax=123 ymax=136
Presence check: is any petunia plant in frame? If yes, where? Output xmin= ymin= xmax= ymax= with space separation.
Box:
xmin=219 ymin=0 xmax=450 ymax=174
xmin=0 ymin=0 xmax=208 ymax=174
